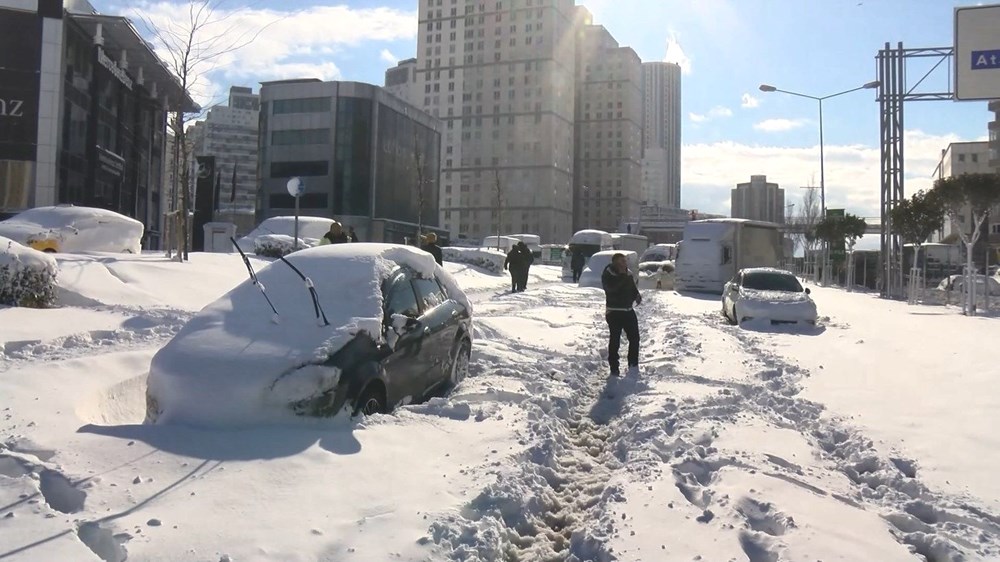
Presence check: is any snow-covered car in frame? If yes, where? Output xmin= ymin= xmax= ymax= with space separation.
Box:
xmin=145 ymin=243 xmax=474 ymax=426
xmin=639 ymin=243 xmax=677 ymax=263
xmin=937 ymin=274 xmax=1000 ymax=296
xmin=578 ymin=250 xmax=639 ymax=289
xmin=722 ymin=268 xmax=817 ymax=326
xmin=0 ymin=205 xmax=144 ymax=253
xmin=235 ymin=216 xmax=336 ymax=253
xmin=637 ymin=260 xmax=675 ymax=290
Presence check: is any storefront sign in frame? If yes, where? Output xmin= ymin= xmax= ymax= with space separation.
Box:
xmin=97 ymin=46 xmax=133 ymax=91
xmin=97 ymin=145 xmax=125 ymax=178
xmin=0 ymin=8 xmax=42 ymax=161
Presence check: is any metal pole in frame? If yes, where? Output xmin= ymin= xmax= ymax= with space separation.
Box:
xmin=818 ymin=98 xmax=830 ymax=286
xmin=294 ymin=195 xmax=300 ymax=251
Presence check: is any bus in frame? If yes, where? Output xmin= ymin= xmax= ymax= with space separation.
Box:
xmin=675 ymin=219 xmax=784 ymax=294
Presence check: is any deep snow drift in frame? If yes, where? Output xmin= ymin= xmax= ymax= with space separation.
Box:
xmin=1 ymin=252 xmax=998 ymax=562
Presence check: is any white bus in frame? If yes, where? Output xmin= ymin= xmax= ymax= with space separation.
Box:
xmin=610 ymin=233 xmax=649 ymax=255
xmin=675 ymin=219 xmax=784 ymax=294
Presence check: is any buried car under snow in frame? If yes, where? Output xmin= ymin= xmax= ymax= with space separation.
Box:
xmin=0 ymin=205 xmax=144 ymax=253
xmin=722 ymin=267 xmax=817 ymax=326
xmin=145 ymin=244 xmax=473 ymax=426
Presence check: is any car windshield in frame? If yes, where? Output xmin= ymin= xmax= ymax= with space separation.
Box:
xmin=742 ymin=271 xmax=803 ymax=292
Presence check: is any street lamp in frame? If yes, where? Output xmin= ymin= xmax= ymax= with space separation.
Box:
xmin=758 ymin=80 xmax=880 ymax=285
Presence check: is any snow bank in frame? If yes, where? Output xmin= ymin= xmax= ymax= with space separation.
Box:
xmin=0 ymin=205 xmax=143 ymax=253
xmin=0 ymin=235 xmax=58 ymax=307
xmin=147 ymin=243 xmax=466 ymax=427
xmin=253 ymin=233 xmax=304 ymax=258
xmin=442 ymin=246 xmax=507 ymax=273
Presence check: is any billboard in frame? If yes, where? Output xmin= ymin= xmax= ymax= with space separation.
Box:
xmin=0 ymin=8 xmax=43 ymax=161
xmin=954 ymin=4 xmax=1000 ymax=101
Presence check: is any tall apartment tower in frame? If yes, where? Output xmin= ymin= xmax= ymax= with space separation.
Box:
xmin=573 ymin=7 xmax=643 ymax=233
xmin=384 ymin=58 xmax=420 ymax=104
xmin=641 ymin=62 xmax=682 ymax=208
xmin=189 ymin=86 xmax=260 ymax=220
xmin=731 ymin=175 xmax=784 ymax=224
xmin=416 ymin=0 xmax=577 ymax=243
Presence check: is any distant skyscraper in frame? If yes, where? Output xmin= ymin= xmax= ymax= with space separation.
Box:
xmin=415 ymin=0 xmax=577 ymax=243
xmin=731 ymin=175 xmax=784 ymax=224
xmin=573 ymin=7 xmax=643 ymax=233
xmin=384 ymin=58 xmax=420 ymax=105
xmin=641 ymin=62 xmax=681 ymax=208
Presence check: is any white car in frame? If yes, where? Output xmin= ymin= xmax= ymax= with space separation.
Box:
xmin=578 ymin=250 xmax=639 ymax=289
xmin=937 ymin=274 xmax=1000 ymax=296
xmin=722 ymin=268 xmax=817 ymax=326
xmin=637 ymin=261 xmax=675 ymax=290
xmin=0 ymin=205 xmax=144 ymax=254
xmin=236 ymin=216 xmax=336 ymax=253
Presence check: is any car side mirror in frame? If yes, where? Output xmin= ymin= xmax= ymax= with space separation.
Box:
xmin=805 ymin=288 xmax=811 ymax=295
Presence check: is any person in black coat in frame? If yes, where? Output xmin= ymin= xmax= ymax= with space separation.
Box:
xmin=421 ymin=232 xmax=443 ymax=265
xmin=571 ymin=250 xmax=586 ymax=282
xmin=504 ymin=242 xmax=534 ymax=292
xmin=601 ymin=253 xmax=642 ymax=377
xmin=348 ymin=226 xmax=359 ymax=242
xmin=320 ymin=222 xmax=350 ymax=245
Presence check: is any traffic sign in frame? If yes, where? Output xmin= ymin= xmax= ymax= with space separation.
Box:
xmin=955 ymin=4 xmax=1000 ymax=100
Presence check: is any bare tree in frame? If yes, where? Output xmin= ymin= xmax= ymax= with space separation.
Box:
xmin=493 ymin=168 xmax=505 ymax=251
xmin=793 ymin=186 xmax=821 ymax=279
xmin=412 ymin=128 xmax=427 ymax=243
xmin=136 ymin=0 xmax=277 ymax=260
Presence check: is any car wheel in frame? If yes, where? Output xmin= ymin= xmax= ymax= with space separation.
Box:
xmin=449 ymin=339 xmax=471 ymax=386
xmin=354 ymin=383 xmax=387 ymax=416
xmin=42 ymin=248 xmax=57 ymax=254
xmin=730 ymin=305 xmax=740 ymax=325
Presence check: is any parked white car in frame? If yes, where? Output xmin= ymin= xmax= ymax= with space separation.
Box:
xmin=0 ymin=205 xmax=144 ymax=254
xmin=637 ymin=261 xmax=675 ymax=290
xmin=722 ymin=268 xmax=817 ymax=326
xmin=937 ymin=274 xmax=1000 ymax=296
xmin=578 ymin=250 xmax=639 ymax=289
xmin=236 ymin=216 xmax=336 ymax=253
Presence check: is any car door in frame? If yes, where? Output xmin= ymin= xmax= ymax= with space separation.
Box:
xmin=411 ymin=275 xmax=458 ymax=392
xmin=381 ymin=270 xmax=431 ymax=405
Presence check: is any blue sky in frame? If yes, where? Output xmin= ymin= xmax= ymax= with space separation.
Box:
xmin=102 ymin=0 xmax=994 ymax=226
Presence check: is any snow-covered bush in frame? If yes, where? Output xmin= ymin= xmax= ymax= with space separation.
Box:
xmin=253 ymin=234 xmax=306 ymax=258
xmin=0 ymin=236 xmax=58 ymax=308
xmin=442 ymin=247 xmax=506 ymax=274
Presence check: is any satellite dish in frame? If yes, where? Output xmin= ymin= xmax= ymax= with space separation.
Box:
xmin=286 ymin=177 xmax=304 ymax=197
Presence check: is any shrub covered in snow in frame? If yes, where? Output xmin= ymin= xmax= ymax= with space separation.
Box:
xmin=442 ymin=247 xmax=507 ymax=274
xmin=0 ymin=236 xmax=58 ymax=307
xmin=253 ymin=234 xmax=306 ymax=258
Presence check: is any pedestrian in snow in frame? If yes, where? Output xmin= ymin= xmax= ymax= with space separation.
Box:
xmin=516 ymin=241 xmax=534 ymax=292
xmin=319 ymin=222 xmax=350 ymax=245
xmin=504 ymin=242 xmax=533 ymax=293
xmin=602 ymin=253 xmax=641 ymax=377
xmin=348 ymin=226 xmax=359 ymax=242
xmin=571 ymin=250 xmax=586 ymax=282
xmin=421 ymin=232 xmax=443 ymax=265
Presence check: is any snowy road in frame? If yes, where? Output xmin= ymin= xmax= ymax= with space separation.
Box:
xmin=1 ymin=256 xmax=999 ymax=561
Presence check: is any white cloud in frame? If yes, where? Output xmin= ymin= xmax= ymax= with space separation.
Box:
xmin=689 ymin=106 xmax=733 ymax=123
xmin=380 ymin=49 xmax=399 ymax=65
xmin=741 ymin=93 xmax=760 ymax=109
xmin=126 ymin=2 xmax=416 ymax=107
xmin=663 ymin=33 xmax=692 ymax=74
xmin=680 ymin=130 xmax=980 ymax=220
xmin=753 ymin=118 xmax=809 ymax=133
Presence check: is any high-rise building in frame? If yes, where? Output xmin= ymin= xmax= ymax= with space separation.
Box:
xmin=641 ymin=62 xmax=681 ymax=208
xmin=573 ymin=8 xmax=643 ymax=233
xmin=731 ymin=175 xmax=784 ymax=224
xmin=189 ymin=86 xmax=260 ymax=227
xmin=384 ymin=58 xmax=420 ymax=105
xmin=988 ymin=101 xmax=999 ymax=173
xmin=415 ymin=0 xmax=577 ymax=243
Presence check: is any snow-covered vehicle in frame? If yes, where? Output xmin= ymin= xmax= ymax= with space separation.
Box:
xmin=562 ymin=229 xmax=614 ymax=279
xmin=676 ymin=219 xmax=783 ymax=294
xmin=235 ymin=216 xmax=336 ymax=253
xmin=145 ymin=243 xmax=474 ymax=426
xmin=0 ymin=205 xmax=144 ymax=254
xmin=640 ymin=243 xmax=677 ymax=263
xmin=637 ymin=261 xmax=675 ymax=291
xmin=937 ymin=274 xmax=1000 ymax=296
xmin=578 ymin=250 xmax=638 ymax=289
xmin=610 ymin=233 xmax=649 ymax=254
xmin=722 ymin=268 xmax=817 ymax=326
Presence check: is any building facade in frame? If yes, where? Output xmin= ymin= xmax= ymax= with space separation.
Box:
xmin=641 ymin=62 xmax=681 ymax=208
xmin=932 ymin=141 xmax=995 ymax=253
xmin=0 ymin=0 xmax=196 ymax=245
xmin=384 ymin=58 xmax=420 ymax=105
xmin=573 ymin=9 xmax=643 ymax=233
xmin=731 ymin=175 xmax=784 ymax=224
xmin=189 ymin=86 xmax=260 ymax=234
xmin=415 ymin=0 xmax=578 ymax=243
xmin=257 ymin=80 xmax=444 ymax=244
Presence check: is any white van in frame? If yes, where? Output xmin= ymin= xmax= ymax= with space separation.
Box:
xmin=578 ymin=250 xmax=639 ymax=289
xmin=508 ymin=234 xmax=542 ymax=258
xmin=640 ymin=243 xmax=677 ymax=263
xmin=675 ymin=219 xmax=783 ymax=294
xmin=482 ymin=235 xmax=520 ymax=253
xmin=611 ymin=233 xmax=649 ymax=254
xmin=563 ymin=229 xmax=614 ymax=279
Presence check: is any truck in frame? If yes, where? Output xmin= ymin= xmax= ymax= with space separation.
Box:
xmin=675 ymin=219 xmax=784 ymax=294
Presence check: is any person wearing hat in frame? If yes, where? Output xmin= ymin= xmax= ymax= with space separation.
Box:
xmin=319 ymin=221 xmax=350 ymax=245
xmin=421 ymin=232 xmax=443 ymax=265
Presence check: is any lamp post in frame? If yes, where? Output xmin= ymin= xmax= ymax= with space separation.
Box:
xmin=759 ymin=80 xmax=880 ymax=285
xmin=286 ymin=177 xmax=304 ymax=250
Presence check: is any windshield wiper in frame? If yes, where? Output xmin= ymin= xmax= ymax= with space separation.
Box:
xmin=279 ymin=255 xmax=331 ymax=327
xmin=231 ymin=236 xmax=280 ymax=323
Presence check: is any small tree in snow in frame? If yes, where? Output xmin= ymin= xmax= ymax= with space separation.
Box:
xmin=932 ymin=173 xmax=1000 ymax=316
xmin=493 ymin=168 xmax=505 ymax=251
xmin=840 ymin=213 xmax=867 ymax=291
xmin=889 ymin=190 xmax=945 ymax=304
xmin=794 ymin=187 xmax=822 ymax=279
xmin=814 ymin=212 xmax=865 ymax=288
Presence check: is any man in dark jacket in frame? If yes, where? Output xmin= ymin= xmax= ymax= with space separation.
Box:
xmin=601 ymin=253 xmax=641 ymax=377
xmin=348 ymin=226 xmax=359 ymax=242
xmin=515 ymin=242 xmax=534 ymax=292
xmin=571 ymin=250 xmax=586 ymax=282
xmin=421 ymin=232 xmax=443 ymax=265
xmin=320 ymin=221 xmax=350 ymax=245
xmin=504 ymin=242 xmax=533 ymax=292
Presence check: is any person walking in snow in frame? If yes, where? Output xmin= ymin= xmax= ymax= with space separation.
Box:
xmin=602 ymin=253 xmax=641 ymax=377
xmin=571 ymin=249 xmax=586 ymax=282
xmin=504 ymin=242 xmax=533 ymax=293
xmin=421 ymin=232 xmax=443 ymax=266
xmin=515 ymin=241 xmax=534 ymax=292
xmin=319 ymin=222 xmax=350 ymax=245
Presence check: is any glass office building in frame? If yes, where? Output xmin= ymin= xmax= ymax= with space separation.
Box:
xmin=259 ymin=80 xmax=443 ymax=243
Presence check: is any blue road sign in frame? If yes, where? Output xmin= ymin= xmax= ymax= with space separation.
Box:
xmin=971 ymin=49 xmax=1000 ymax=70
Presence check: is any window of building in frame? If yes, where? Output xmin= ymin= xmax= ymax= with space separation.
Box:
xmin=271 ymin=128 xmax=330 ymax=146
xmin=272 ymin=97 xmax=331 ymax=114
xmin=270 ymin=161 xmax=328 ymax=177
